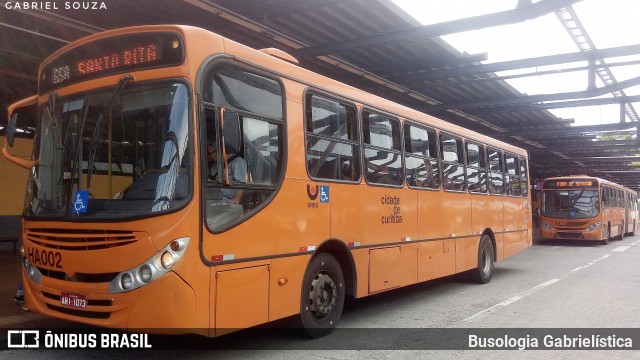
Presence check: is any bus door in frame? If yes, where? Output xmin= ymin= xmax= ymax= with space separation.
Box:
xmin=199 ymin=63 xmax=291 ymax=334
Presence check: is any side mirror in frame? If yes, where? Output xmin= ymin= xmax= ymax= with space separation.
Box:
xmin=6 ymin=113 xmax=17 ymax=147
xmin=3 ymin=95 xmax=38 ymax=169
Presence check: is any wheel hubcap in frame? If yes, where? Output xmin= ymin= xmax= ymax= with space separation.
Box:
xmin=481 ymin=243 xmax=492 ymax=275
xmin=308 ymin=272 xmax=337 ymax=318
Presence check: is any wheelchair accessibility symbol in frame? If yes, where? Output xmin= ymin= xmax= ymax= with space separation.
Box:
xmin=319 ymin=186 xmax=329 ymax=203
xmin=73 ymin=190 xmax=89 ymax=214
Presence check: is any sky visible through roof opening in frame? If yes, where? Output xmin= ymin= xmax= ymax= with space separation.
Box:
xmin=390 ymin=0 xmax=640 ymax=130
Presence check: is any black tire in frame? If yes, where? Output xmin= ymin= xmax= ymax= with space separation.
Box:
xmin=298 ymin=253 xmax=345 ymax=338
xmin=468 ymin=235 xmax=494 ymax=284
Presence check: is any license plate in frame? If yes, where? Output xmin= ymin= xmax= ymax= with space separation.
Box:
xmin=60 ymin=293 xmax=87 ymax=309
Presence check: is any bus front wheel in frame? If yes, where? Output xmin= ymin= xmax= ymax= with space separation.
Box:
xmin=468 ymin=235 xmax=494 ymax=284
xmin=298 ymin=253 xmax=345 ymax=338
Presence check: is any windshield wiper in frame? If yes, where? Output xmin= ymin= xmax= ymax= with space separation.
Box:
xmin=87 ymin=74 xmax=133 ymax=188
xmin=48 ymin=92 xmax=63 ymax=150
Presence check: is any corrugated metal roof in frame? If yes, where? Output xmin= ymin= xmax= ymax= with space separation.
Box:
xmin=1 ymin=0 xmax=638 ymax=188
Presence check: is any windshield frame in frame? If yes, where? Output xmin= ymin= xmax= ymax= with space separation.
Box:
xmin=24 ymin=78 xmax=194 ymax=222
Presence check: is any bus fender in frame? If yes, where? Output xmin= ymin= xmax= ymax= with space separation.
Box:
xmin=312 ymin=238 xmax=356 ymax=299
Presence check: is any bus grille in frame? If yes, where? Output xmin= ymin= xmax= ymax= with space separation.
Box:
xmin=556 ymin=232 xmax=583 ymax=239
xmin=35 ymin=266 xmax=119 ymax=283
xmin=46 ymin=304 xmax=111 ymax=319
xmin=26 ymin=229 xmax=139 ymax=250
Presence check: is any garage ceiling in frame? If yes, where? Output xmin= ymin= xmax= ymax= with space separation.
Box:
xmin=1 ymin=0 xmax=638 ymax=188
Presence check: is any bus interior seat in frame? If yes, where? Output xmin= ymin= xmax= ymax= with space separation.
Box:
xmin=124 ymin=171 xmax=162 ymax=200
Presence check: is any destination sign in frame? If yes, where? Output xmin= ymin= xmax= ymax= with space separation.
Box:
xmin=41 ymin=32 xmax=184 ymax=92
xmin=543 ymin=179 xmax=597 ymax=189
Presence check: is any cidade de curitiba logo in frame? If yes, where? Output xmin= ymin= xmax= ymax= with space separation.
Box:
xmin=6 ymin=330 xmax=152 ymax=349
xmin=4 ymin=2 xmax=108 ymax=10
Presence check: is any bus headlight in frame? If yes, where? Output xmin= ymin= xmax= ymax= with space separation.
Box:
xmin=585 ymin=222 xmax=601 ymax=232
xmin=121 ymin=273 xmax=133 ymax=290
xmin=28 ymin=264 xmax=36 ymax=278
xmin=109 ymin=237 xmax=190 ymax=293
xmin=541 ymin=221 xmax=555 ymax=231
xmin=21 ymin=257 xmax=42 ymax=285
xmin=160 ymin=251 xmax=175 ymax=269
xmin=138 ymin=264 xmax=153 ymax=283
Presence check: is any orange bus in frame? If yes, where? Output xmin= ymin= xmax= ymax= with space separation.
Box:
xmin=540 ymin=176 xmax=637 ymax=244
xmin=3 ymin=25 xmax=531 ymax=338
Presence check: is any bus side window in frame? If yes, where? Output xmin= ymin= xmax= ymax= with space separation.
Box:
xmin=305 ymin=94 xmax=360 ymax=182
xmin=203 ymin=63 xmax=284 ymax=232
xmin=466 ymin=141 xmax=487 ymax=194
xmin=404 ymin=123 xmax=439 ymax=189
xmin=520 ymin=157 xmax=528 ymax=197
xmin=440 ymin=133 xmax=465 ymax=192
xmin=362 ymin=110 xmax=402 ymax=186
xmin=505 ymin=153 xmax=521 ymax=197
xmin=487 ymin=147 xmax=504 ymax=195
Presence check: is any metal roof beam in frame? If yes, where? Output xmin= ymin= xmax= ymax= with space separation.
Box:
xmin=555 ymin=6 xmax=639 ymax=122
xmin=499 ymin=122 xmax=638 ymax=138
xmin=533 ymin=156 xmax=640 ymax=164
xmin=292 ymin=0 xmax=583 ymax=57
xmin=371 ymin=52 xmax=488 ymax=75
xmin=530 ymin=144 xmax=640 ymax=153
xmin=476 ymin=94 xmax=640 ymax=112
xmin=426 ymin=75 xmax=640 ymax=111
xmin=407 ymin=43 xmax=640 ymax=82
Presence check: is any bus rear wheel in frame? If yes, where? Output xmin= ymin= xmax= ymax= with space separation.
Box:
xmin=468 ymin=235 xmax=494 ymax=284
xmin=298 ymin=253 xmax=345 ymax=338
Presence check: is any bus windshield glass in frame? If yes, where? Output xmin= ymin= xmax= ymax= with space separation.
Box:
xmin=25 ymin=80 xmax=191 ymax=219
xmin=542 ymin=189 xmax=599 ymax=219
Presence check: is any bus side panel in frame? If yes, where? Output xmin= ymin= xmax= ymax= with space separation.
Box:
xmin=352 ymin=248 xmax=370 ymax=298
xmin=455 ymin=192 xmax=490 ymax=273
xmin=128 ymin=273 xmax=197 ymax=331
xmin=418 ymin=191 xmax=453 ymax=241
xmin=616 ymin=208 xmax=625 ymax=238
xmin=502 ymin=196 xmax=517 ymax=258
xmin=418 ymin=240 xmax=455 ymax=282
xmin=203 ymin=179 xmax=330 ymax=333
xmin=503 ymin=196 xmax=528 ymax=258
xmin=471 ymin=194 xmax=490 ymax=238
xmin=444 ymin=192 xmax=472 ymax=239
xmin=470 ymin=192 xmax=504 ymax=262
xmin=455 ymin=236 xmax=481 ymax=273
xmin=369 ymin=246 xmax=402 ymax=293
xmin=331 ymin=184 xmax=418 ymax=293
xmin=268 ymin=255 xmax=310 ymax=321
xmin=214 ymin=265 xmax=269 ymax=335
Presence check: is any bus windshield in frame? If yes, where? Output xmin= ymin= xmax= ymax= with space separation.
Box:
xmin=542 ymin=189 xmax=599 ymax=219
xmin=25 ymin=80 xmax=191 ymax=219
